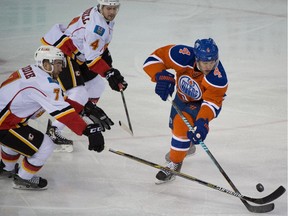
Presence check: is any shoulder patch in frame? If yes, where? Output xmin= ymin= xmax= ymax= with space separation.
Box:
xmin=170 ymin=45 xmax=194 ymax=67
xmin=47 ymin=77 xmax=59 ymax=84
xmin=205 ymin=61 xmax=228 ymax=87
xmin=94 ymin=25 xmax=105 ymax=36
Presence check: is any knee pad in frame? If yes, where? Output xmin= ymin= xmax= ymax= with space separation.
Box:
xmin=28 ymin=135 xmax=55 ymax=166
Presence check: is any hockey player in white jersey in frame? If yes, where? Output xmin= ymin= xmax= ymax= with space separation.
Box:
xmin=41 ymin=0 xmax=126 ymax=151
xmin=0 ymin=46 xmax=108 ymax=190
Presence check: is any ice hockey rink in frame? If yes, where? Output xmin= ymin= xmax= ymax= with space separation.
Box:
xmin=0 ymin=0 xmax=287 ymax=215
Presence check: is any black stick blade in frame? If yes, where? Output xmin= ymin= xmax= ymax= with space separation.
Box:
xmin=245 ymin=186 xmax=286 ymax=205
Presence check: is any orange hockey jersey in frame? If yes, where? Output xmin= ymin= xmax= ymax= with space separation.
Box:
xmin=143 ymin=44 xmax=228 ymax=122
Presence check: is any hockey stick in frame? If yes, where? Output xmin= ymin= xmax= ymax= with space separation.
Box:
xmin=109 ymin=148 xmax=275 ymax=213
xmin=119 ymin=120 xmax=133 ymax=136
xmin=167 ymin=95 xmax=285 ymax=206
xmin=119 ymin=85 xmax=133 ymax=136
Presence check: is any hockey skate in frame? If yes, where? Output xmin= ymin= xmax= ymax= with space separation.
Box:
xmin=0 ymin=160 xmax=15 ymax=179
xmin=13 ymin=174 xmax=48 ymax=190
xmin=155 ymin=161 xmax=182 ymax=185
xmin=165 ymin=144 xmax=196 ymax=162
xmin=46 ymin=119 xmax=73 ymax=153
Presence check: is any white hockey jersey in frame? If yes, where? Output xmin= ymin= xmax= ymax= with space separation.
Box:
xmin=0 ymin=65 xmax=87 ymax=134
xmin=41 ymin=7 xmax=114 ymax=76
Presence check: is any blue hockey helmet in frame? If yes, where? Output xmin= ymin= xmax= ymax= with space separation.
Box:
xmin=193 ymin=38 xmax=219 ymax=62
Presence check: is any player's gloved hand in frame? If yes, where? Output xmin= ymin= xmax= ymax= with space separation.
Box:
xmin=105 ymin=68 xmax=128 ymax=92
xmin=155 ymin=70 xmax=175 ymax=101
xmin=83 ymin=101 xmax=114 ymax=131
xmin=83 ymin=124 xmax=105 ymax=152
xmin=187 ymin=118 xmax=209 ymax=144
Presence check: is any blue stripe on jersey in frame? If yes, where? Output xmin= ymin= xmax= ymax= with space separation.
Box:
xmin=170 ymin=45 xmax=195 ymax=67
xmin=202 ymin=100 xmax=222 ymax=118
xmin=143 ymin=56 xmax=159 ymax=65
xmin=171 ymin=135 xmax=191 ymax=150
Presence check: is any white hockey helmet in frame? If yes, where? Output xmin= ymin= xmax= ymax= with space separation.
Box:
xmin=97 ymin=0 xmax=120 ymax=6
xmin=34 ymin=45 xmax=66 ymax=72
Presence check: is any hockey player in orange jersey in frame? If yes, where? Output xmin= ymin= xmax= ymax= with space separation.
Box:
xmin=0 ymin=46 xmax=108 ymax=190
xmin=143 ymin=38 xmax=228 ymax=183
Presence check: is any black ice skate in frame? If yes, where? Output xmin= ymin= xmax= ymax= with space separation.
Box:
xmin=155 ymin=161 xmax=182 ymax=184
xmin=13 ymin=174 xmax=48 ymax=190
xmin=46 ymin=119 xmax=73 ymax=152
xmin=165 ymin=144 xmax=196 ymax=162
xmin=0 ymin=160 xmax=15 ymax=179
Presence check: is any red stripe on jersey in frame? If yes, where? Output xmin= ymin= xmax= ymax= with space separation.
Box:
xmin=65 ymin=98 xmax=84 ymax=113
xmin=0 ymin=71 xmax=21 ymax=88
xmin=57 ymin=112 xmax=87 ymax=135
xmin=0 ymin=111 xmax=26 ymax=130
xmin=88 ymin=58 xmax=111 ymax=77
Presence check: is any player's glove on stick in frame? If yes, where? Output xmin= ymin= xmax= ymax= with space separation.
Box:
xmin=83 ymin=101 xmax=114 ymax=131
xmin=105 ymin=68 xmax=128 ymax=92
xmin=187 ymin=118 xmax=209 ymax=144
xmin=155 ymin=70 xmax=175 ymax=101
xmin=83 ymin=124 xmax=105 ymax=152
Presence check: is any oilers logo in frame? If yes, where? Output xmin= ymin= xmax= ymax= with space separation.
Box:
xmin=178 ymin=75 xmax=202 ymax=100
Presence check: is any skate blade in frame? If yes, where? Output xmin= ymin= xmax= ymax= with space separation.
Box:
xmin=53 ymin=144 xmax=73 ymax=153
xmin=155 ymin=176 xmax=176 ymax=185
xmin=12 ymin=182 xmax=47 ymax=190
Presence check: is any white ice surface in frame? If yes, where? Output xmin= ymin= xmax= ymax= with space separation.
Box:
xmin=0 ymin=0 xmax=287 ymax=215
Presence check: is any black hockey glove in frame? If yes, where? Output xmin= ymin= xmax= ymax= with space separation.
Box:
xmin=105 ymin=68 xmax=128 ymax=92
xmin=83 ymin=124 xmax=105 ymax=152
xmin=83 ymin=101 xmax=114 ymax=131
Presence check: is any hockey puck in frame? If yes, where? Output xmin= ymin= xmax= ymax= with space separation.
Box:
xmin=256 ymin=183 xmax=264 ymax=192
